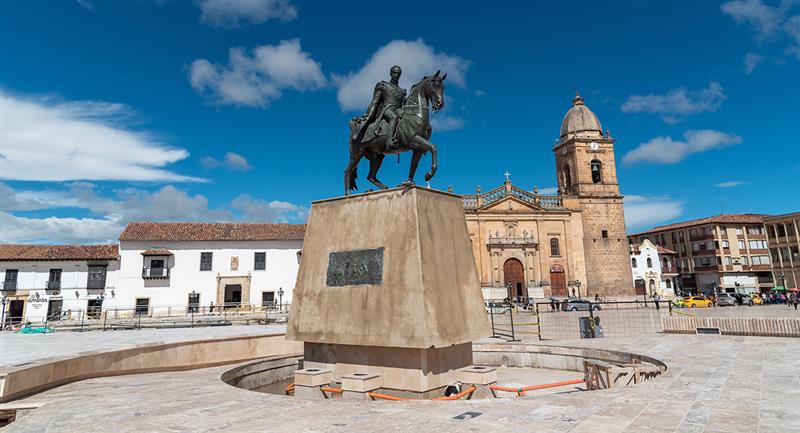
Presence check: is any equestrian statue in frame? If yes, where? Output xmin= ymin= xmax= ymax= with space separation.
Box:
xmin=345 ymin=66 xmax=446 ymax=195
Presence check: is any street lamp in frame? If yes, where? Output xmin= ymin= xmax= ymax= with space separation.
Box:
xmin=277 ymin=287 xmax=284 ymax=312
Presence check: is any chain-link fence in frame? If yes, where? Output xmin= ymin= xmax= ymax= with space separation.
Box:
xmin=535 ymin=300 xmax=668 ymax=340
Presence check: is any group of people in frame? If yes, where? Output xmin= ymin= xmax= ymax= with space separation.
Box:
xmin=762 ymin=291 xmax=799 ymax=309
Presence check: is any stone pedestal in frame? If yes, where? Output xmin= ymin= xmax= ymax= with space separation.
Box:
xmin=287 ymin=187 xmax=489 ymax=395
xmin=293 ymin=368 xmax=332 ymax=400
xmin=458 ymin=365 xmax=497 ymax=399
xmin=341 ymin=372 xmax=381 ymax=401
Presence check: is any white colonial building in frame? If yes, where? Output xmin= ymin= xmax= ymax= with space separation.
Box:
xmin=112 ymin=222 xmax=304 ymax=316
xmin=1 ymin=244 xmax=119 ymax=324
xmin=629 ymin=239 xmax=679 ymax=298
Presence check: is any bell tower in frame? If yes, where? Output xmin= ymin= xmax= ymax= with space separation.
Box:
xmin=553 ymin=93 xmax=633 ymax=296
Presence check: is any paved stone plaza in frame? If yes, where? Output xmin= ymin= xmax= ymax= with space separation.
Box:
xmin=2 ymin=331 xmax=799 ymax=433
xmin=0 ymin=325 xmax=285 ymax=367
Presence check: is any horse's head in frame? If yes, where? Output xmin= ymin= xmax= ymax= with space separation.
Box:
xmin=421 ymin=70 xmax=447 ymax=112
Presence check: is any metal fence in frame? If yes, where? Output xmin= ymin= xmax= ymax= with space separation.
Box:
xmin=487 ymin=299 xmax=671 ymax=341
xmin=1 ymin=303 xmax=291 ymax=332
xmin=535 ymin=300 xmax=668 ymax=340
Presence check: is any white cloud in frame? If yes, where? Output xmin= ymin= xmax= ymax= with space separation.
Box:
xmin=624 ymin=195 xmax=684 ymax=232
xmin=197 ymin=0 xmax=298 ymax=28
xmin=200 ymin=152 xmax=252 ymax=171
xmin=716 ymin=180 xmax=746 ymax=187
xmin=0 ymin=213 xmax=121 ymax=244
xmin=623 ymin=130 xmax=742 ymax=165
xmin=0 ymin=92 xmax=201 ymax=182
xmin=538 ymin=187 xmax=558 ymax=195
xmin=76 ymin=0 xmax=93 ymax=11
xmin=230 ymin=195 xmax=307 ymax=223
xmin=334 ymin=39 xmax=469 ymax=112
xmin=621 ymin=82 xmax=727 ymax=123
xmin=189 ymin=39 xmax=326 ymax=107
xmin=431 ymin=115 xmax=464 ymax=132
xmin=744 ymin=52 xmax=764 ymax=73
xmin=722 ymin=0 xmax=800 ymax=59
xmin=0 ymin=182 xmax=306 ymax=243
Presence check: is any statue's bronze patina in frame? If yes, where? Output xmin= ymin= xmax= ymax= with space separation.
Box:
xmin=345 ymin=68 xmax=447 ymax=195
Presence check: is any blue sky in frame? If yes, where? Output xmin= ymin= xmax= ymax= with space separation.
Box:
xmin=1 ymin=0 xmax=798 ymax=243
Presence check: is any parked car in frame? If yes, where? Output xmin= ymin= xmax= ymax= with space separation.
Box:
xmin=683 ymin=296 xmax=713 ymax=308
xmin=560 ymin=298 xmax=601 ymax=312
xmin=731 ymin=293 xmax=754 ymax=306
xmin=750 ymin=293 xmax=763 ymax=305
xmin=716 ymin=293 xmax=738 ymax=307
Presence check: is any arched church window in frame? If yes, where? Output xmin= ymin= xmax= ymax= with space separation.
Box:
xmin=646 ymin=257 xmax=653 ymax=268
xmin=591 ymin=160 xmax=602 ymax=184
xmin=631 ymin=258 xmax=637 ymax=268
xmin=563 ymin=164 xmax=571 ymax=187
xmin=550 ymin=238 xmax=560 ymax=257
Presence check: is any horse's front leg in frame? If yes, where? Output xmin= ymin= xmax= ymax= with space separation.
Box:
xmin=366 ymin=154 xmax=389 ymax=190
xmin=412 ymin=136 xmax=437 ymax=182
xmin=403 ymin=150 xmax=423 ymax=186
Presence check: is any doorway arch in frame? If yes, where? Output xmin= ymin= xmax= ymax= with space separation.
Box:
xmin=503 ymin=258 xmax=527 ymax=300
xmin=550 ymin=264 xmax=567 ymax=297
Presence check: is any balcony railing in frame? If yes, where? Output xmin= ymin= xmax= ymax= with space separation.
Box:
xmin=1 ymin=281 xmax=17 ymax=292
xmin=47 ymin=280 xmax=62 ymax=290
xmin=142 ymin=267 xmax=170 ymax=279
xmin=462 ymin=184 xmax=563 ymax=210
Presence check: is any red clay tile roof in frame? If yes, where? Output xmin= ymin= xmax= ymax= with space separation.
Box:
xmin=141 ymin=248 xmax=173 ymax=256
xmin=656 ymin=245 xmax=677 ymax=255
xmin=630 ymin=214 xmax=766 ymax=237
xmin=0 ymin=244 xmax=119 ymax=261
xmin=119 ymin=222 xmax=306 ymax=242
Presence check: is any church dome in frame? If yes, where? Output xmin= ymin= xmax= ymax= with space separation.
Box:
xmin=560 ymin=94 xmax=602 ymax=138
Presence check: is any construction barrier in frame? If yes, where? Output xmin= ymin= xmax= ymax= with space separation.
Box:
xmin=489 ymin=378 xmax=585 ymax=397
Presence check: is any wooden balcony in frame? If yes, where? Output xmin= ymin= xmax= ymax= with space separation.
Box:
xmin=142 ymin=267 xmax=170 ymax=279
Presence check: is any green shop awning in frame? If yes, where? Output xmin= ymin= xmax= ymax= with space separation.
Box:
xmin=771 ymin=286 xmax=786 ymax=291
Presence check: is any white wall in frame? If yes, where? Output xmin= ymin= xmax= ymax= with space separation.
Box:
xmin=1 ymin=261 xmax=119 ymax=322
xmin=113 ymin=240 xmax=302 ymax=313
xmin=630 ymin=240 xmax=675 ymax=297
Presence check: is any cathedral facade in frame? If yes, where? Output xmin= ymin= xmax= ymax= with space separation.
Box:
xmin=461 ymin=94 xmax=634 ymax=299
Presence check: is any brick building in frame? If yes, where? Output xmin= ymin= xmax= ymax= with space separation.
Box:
xmin=628 ymin=214 xmax=773 ymax=295
xmin=764 ymin=212 xmax=799 ymax=290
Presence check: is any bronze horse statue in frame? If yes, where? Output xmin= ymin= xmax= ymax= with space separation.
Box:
xmin=345 ymin=71 xmax=446 ymax=195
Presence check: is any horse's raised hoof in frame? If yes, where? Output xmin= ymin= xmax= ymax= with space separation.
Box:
xmin=424 ymin=172 xmax=433 ymax=182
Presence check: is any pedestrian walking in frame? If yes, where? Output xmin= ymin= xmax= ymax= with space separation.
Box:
xmin=209 ymin=301 xmax=215 ymax=313
xmin=653 ymin=293 xmax=661 ymax=310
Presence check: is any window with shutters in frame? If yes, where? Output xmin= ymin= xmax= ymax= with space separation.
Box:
xmin=254 ymin=252 xmax=266 ymax=271
xmin=200 ymin=252 xmax=213 ymax=271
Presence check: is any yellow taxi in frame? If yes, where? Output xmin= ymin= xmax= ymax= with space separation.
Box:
xmin=683 ymin=296 xmax=713 ymax=308
xmin=750 ymin=293 xmax=763 ymax=305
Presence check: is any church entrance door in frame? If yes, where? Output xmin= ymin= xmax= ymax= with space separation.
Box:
xmin=503 ymin=258 xmax=527 ymax=300
xmin=550 ymin=265 xmax=567 ymax=297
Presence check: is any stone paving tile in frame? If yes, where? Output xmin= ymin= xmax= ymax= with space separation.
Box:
xmin=0 ymin=325 xmax=286 ymax=366
xmin=2 ymin=334 xmax=800 ymax=432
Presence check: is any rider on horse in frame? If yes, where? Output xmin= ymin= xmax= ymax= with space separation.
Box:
xmin=355 ymin=65 xmax=406 ymax=150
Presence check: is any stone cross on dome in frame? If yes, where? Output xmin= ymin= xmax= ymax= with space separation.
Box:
xmin=504 ymin=171 xmax=511 ymax=182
